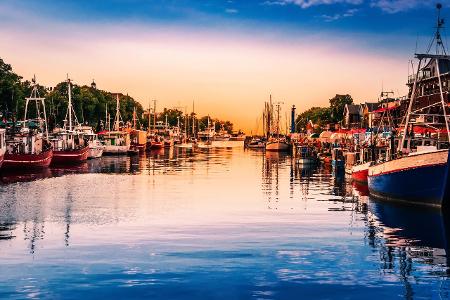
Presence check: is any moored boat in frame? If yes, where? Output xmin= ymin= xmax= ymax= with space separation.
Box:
xmin=100 ymin=94 xmax=131 ymax=155
xmin=368 ymin=6 xmax=450 ymax=208
xmin=352 ymin=161 xmax=371 ymax=183
xmin=2 ymin=78 xmax=53 ymax=169
xmin=368 ymin=150 xmax=450 ymax=206
xmin=293 ymin=144 xmax=316 ymax=165
xmin=76 ymin=125 xmax=104 ymax=159
xmin=50 ymin=79 xmax=89 ymax=165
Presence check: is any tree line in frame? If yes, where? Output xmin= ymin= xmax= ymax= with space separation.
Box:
xmin=0 ymin=58 xmax=234 ymax=133
xmin=295 ymin=94 xmax=353 ymax=132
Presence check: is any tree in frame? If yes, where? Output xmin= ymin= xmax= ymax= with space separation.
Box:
xmin=329 ymin=94 xmax=353 ymax=123
xmin=295 ymin=107 xmax=331 ymax=132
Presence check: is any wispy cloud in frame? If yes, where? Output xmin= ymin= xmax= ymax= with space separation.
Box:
xmin=262 ymin=0 xmax=363 ymax=9
xmin=321 ymin=8 xmax=359 ymax=21
xmin=225 ymin=8 xmax=239 ymax=14
xmin=370 ymin=0 xmax=430 ymax=14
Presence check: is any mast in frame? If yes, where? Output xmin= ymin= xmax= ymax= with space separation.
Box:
xmin=400 ymin=3 xmax=450 ymax=151
xmin=114 ymin=94 xmax=121 ymax=131
xmin=67 ymin=78 xmax=73 ymax=131
xmin=24 ymin=76 xmax=49 ymax=140
xmin=133 ymin=107 xmax=137 ymax=129
xmin=153 ymin=99 xmax=157 ymax=131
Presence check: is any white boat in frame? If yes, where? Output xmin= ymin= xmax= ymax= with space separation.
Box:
xmin=266 ymin=138 xmax=289 ymax=152
xmin=293 ymin=145 xmax=316 ymax=164
xmin=101 ymin=131 xmax=130 ymax=154
xmin=247 ymin=137 xmax=265 ymax=149
xmin=99 ymin=95 xmax=130 ymax=155
xmin=77 ymin=126 xmax=104 ymax=158
xmin=264 ymin=97 xmax=290 ymax=152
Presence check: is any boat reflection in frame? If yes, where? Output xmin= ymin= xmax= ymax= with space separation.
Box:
xmin=0 ymin=168 xmax=53 ymax=184
xmin=368 ymin=199 xmax=450 ymax=275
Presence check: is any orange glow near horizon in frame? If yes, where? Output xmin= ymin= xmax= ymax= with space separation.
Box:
xmin=1 ymin=18 xmax=409 ymax=133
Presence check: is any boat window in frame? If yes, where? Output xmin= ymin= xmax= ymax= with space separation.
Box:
xmin=424 ymin=140 xmax=431 ymax=146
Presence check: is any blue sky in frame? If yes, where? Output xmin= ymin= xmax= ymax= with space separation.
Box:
xmin=1 ymin=0 xmax=449 ymax=131
xmin=10 ymin=0 xmax=447 ymax=34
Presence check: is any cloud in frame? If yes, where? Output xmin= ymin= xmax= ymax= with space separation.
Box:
xmin=262 ymin=0 xmax=363 ymax=9
xmin=370 ymin=0 xmax=426 ymax=13
xmin=321 ymin=8 xmax=358 ymax=21
xmin=225 ymin=8 xmax=239 ymax=14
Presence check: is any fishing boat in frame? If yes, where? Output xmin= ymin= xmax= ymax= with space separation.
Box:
xmin=247 ymin=137 xmax=265 ymax=149
xmin=368 ymin=5 xmax=450 ymax=207
xmin=130 ymin=108 xmax=147 ymax=153
xmin=3 ymin=78 xmax=53 ymax=169
xmin=198 ymin=117 xmax=216 ymax=141
xmin=293 ymin=144 xmax=316 ymax=165
xmin=265 ymin=98 xmax=290 ymax=152
xmin=101 ymin=94 xmax=131 ymax=155
xmin=76 ymin=125 xmax=104 ymax=159
xmin=215 ymin=124 xmax=231 ymax=141
xmin=51 ymin=79 xmax=89 ymax=164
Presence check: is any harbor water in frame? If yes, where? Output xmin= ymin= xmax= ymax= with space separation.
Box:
xmin=0 ymin=143 xmax=449 ymax=299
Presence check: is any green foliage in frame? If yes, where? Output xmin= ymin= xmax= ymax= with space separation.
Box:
xmin=0 ymin=58 xmax=236 ymax=133
xmin=295 ymin=107 xmax=331 ymax=132
xmin=329 ymin=94 xmax=353 ymax=123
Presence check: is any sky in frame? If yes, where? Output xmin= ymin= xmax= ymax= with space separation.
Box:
xmin=1 ymin=0 xmax=449 ymax=132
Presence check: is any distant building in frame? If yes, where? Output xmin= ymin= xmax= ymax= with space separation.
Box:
xmin=360 ymin=102 xmax=381 ymax=128
xmin=343 ymin=104 xmax=362 ymax=129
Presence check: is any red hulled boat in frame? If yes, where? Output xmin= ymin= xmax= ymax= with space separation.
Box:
xmin=50 ymin=78 xmax=89 ymax=165
xmin=51 ymin=145 xmax=89 ymax=164
xmin=2 ymin=78 xmax=54 ymax=170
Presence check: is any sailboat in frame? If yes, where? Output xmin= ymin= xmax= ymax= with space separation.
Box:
xmin=50 ymin=78 xmax=90 ymax=164
xmin=265 ymin=97 xmax=290 ymax=152
xmin=100 ymin=94 xmax=131 ymax=155
xmin=368 ymin=4 xmax=450 ymax=207
xmin=3 ymin=77 xmax=53 ymax=169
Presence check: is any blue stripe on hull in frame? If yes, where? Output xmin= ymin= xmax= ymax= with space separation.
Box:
xmin=368 ymin=164 xmax=448 ymax=207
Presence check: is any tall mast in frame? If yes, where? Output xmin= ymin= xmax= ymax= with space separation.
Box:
xmin=67 ymin=77 xmax=73 ymax=131
xmin=153 ymin=99 xmax=157 ymax=130
xmin=133 ymin=107 xmax=137 ymax=129
xmin=114 ymin=94 xmax=121 ymax=131
xmin=192 ymin=100 xmax=195 ymax=138
xmin=147 ymin=102 xmax=151 ymax=133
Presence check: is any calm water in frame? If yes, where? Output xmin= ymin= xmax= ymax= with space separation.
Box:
xmin=0 ymin=143 xmax=449 ymax=299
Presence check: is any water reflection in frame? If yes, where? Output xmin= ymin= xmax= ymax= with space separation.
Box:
xmin=0 ymin=146 xmax=449 ymax=299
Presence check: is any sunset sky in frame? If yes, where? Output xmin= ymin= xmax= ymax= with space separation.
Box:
xmin=0 ymin=0 xmax=447 ymax=132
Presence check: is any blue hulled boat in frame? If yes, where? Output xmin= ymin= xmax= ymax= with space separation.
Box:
xmin=368 ymin=5 xmax=450 ymax=208
xmin=368 ymin=149 xmax=450 ymax=207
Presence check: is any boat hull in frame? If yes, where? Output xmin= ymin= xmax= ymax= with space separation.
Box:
xmin=150 ymin=142 xmax=163 ymax=150
xmin=52 ymin=146 xmax=89 ymax=164
xmin=368 ymin=150 xmax=450 ymax=207
xmin=0 ymin=153 xmax=3 ymax=169
xmin=296 ymin=158 xmax=316 ymax=165
xmin=103 ymin=145 xmax=130 ymax=155
xmin=131 ymin=143 xmax=146 ymax=153
xmin=3 ymin=149 xmax=53 ymax=169
xmin=88 ymin=146 xmax=104 ymax=159
xmin=351 ymin=162 xmax=371 ymax=183
xmin=266 ymin=142 xmax=289 ymax=152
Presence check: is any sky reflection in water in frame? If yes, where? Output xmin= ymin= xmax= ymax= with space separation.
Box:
xmin=0 ymin=144 xmax=449 ymax=299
